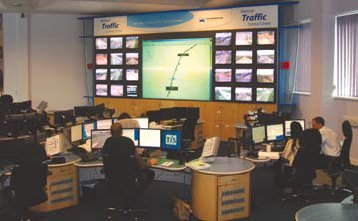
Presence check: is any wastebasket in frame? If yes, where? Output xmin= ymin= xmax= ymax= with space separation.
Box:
xmin=81 ymin=180 xmax=98 ymax=202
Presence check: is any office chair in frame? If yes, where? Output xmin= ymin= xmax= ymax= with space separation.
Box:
xmin=181 ymin=116 xmax=197 ymax=150
xmin=102 ymin=149 xmax=145 ymax=221
xmin=325 ymin=120 xmax=353 ymax=195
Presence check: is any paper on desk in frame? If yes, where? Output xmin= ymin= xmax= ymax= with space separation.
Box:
xmin=258 ymin=151 xmax=280 ymax=159
xmin=45 ymin=135 xmax=61 ymax=156
xmin=186 ymin=160 xmax=211 ymax=170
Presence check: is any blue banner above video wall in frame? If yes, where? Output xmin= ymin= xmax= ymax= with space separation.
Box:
xmin=94 ymin=5 xmax=278 ymax=36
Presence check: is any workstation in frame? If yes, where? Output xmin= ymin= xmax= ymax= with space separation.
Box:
xmin=1 ymin=0 xmax=358 ymax=221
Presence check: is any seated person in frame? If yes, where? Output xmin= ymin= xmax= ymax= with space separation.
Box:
xmin=117 ymin=112 xmax=140 ymax=128
xmin=102 ymin=123 xmax=154 ymax=193
xmin=292 ymin=128 xmax=322 ymax=188
xmin=273 ymin=121 xmax=303 ymax=187
xmin=311 ymin=116 xmax=341 ymax=169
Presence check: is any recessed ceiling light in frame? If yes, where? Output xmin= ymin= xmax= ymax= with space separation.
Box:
xmin=11 ymin=2 xmax=22 ymax=7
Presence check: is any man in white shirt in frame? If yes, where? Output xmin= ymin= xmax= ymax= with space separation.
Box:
xmin=311 ymin=116 xmax=341 ymax=157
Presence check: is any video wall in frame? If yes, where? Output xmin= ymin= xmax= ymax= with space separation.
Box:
xmin=94 ymin=28 xmax=277 ymax=103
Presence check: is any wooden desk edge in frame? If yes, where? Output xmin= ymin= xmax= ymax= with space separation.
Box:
xmin=189 ymin=165 xmax=255 ymax=176
xmin=74 ymin=161 xmax=186 ymax=171
xmin=48 ymin=158 xmax=82 ymax=168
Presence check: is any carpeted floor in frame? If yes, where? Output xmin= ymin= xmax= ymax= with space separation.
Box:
xmin=43 ymin=166 xmax=351 ymax=221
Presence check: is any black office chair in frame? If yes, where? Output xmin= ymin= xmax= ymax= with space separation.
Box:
xmin=102 ymin=149 xmax=145 ymax=221
xmin=181 ymin=116 xmax=197 ymax=150
xmin=326 ymin=120 xmax=353 ymax=195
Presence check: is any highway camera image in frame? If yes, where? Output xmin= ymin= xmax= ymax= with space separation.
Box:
xmin=235 ymin=32 xmax=253 ymax=45
xmin=96 ymin=54 xmax=108 ymax=65
xmin=215 ymin=87 xmax=232 ymax=101
xmin=257 ymin=50 xmax=275 ymax=64
xmin=235 ymin=87 xmax=252 ymax=101
xmin=96 ymin=84 xmax=108 ymax=96
xmin=215 ymin=50 xmax=232 ymax=64
xmin=256 ymin=88 xmax=274 ymax=102
xmin=96 ymin=38 xmax=107 ymax=50
xmin=110 ymin=37 xmax=123 ymax=49
xmin=258 ymin=31 xmax=275 ymax=45
xmin=235 ymin=69 xmax=252 ymax=82
xmin=236 ymin=50 xmax=253 ymax=64
xmin=96 ymin=69 xmax=107 ymax=80
xmin=215 ymin=69 xmax=232 ymax=82
xmin=215 ymin=32 xmax=232 ymax=46
xmin=142 ymin=38 xmax=212 ymax=100
xmin=257 ymin=69 xmax=274 ymax=83
xmin=111 ymin=85 xmax=124 ymax=96
xmin=110 ymin=53 xmax=123 ymax=65
xmin=110 ymin=69 xmax=123 ymax=81
xmin=126 ymin=36 xmax=139 ymax=48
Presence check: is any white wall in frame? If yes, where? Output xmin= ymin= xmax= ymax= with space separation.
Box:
xmin=290 ymin=0 xmax=358 ymax=164
xmin=3 ymin=13 xmax=88 ymax=110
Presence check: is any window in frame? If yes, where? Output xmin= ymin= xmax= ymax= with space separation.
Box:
xmin=334 ymin=12 xmax=358 ymax=98
xmin=294 ymin=22 xmax=311 ymax=94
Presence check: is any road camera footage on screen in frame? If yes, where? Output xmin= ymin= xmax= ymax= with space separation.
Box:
xmin=110 ymin=37 xmax=123 ymax=49
xmin=96 ymin=38 xmax=107 ymax=50
xmin=235 ymin=69 xmax=252 ymax=83
xmin=257 ymin=69 xmax=274 ymax=83
xmin=215 ymin=32 xmax=232 ymax=46
xmin=142 ymin=38 xmax=212 ymax=101
xmin=235 ymin=32 xmax=253 ymax=45
xmin=256 ymin=88 xmax=274 ymax=102
xmin=111 ymin=53 xmax=123 ymax=65
xmin=257 ymin=50 xmax=275 ymax=64
xmin=96 ymin=84 xmax=108 ymax=96
xmin=96 ymin=69 xmax=107 ymax=81
xmin=215 ymin=69 xmax=232 ymax=82
xmin=111 ymin=85 xmax=124 ymax=97
xmin=235 ymin=87 xmax=252 ymax=101
xmin=126 ymin=53 xmax=139 ymax=65
xmin=126 ymin=69 xmax=139 ymax=81
xmin=258 ymin=31 xmax=275 ymax=45
xmin=110 ymin=69 xmax=123 ymax=81
xmin=215 ymin=50 xmax=232 ymax=64
xmin=126 ymin=36 xmax=139 ymax=48
xmin=96 ymin=54 xmax=108 ymax=65
xmin=215 ymin=87 xmax=232 ymax=101
xmin=236 ymin=50 xmax=253 ymax=64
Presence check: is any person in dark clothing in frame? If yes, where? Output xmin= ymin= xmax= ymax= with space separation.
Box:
xmin=292 ymin=128 xmax=322 ymax=187
xmin=273 ymin=121 xmax=303 ymax=187
xmin=102 ymin=123 xmax=154 ymax=194
xmin=341 ymin=120 xmax=353 ymax=168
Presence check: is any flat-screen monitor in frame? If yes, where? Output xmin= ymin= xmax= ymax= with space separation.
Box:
xmin=142 ymin=38 xmax=212 ymax=101
xmin=91 ymin=130 xmax=111 ymax=150
xmin=96 ymin=119 xmax=113 ymax=130
xmin=160 ymin=108 xmax=174 ymax=121
xmin=147 ymin=110 xmax=161 ymax=123
xmin=45 ymin=135 xmax=62 ymax=156
xmin=284 ymin=120 xmax=305 ymax=137
xmin=161 ymin=130 xmax=181 ymax=151
xmin=266 ymin=124 xmax=284 ymax=142
xmin=122 ymin=128 xmax=139 ymax=146
xmin=71 ymin=124 xmax=83 ymax=142
xmin=54 ymin=110 xmax=75 ymax=126
xmin=215 ymin=86 xmax=232 ymax=101
xmin=252 ymin=126 xmax=266 ymax=144
xmin=132 ymin=118 xmax=149 ymax=129
xmin=139 ymin=129 xmax=161 ymax=148
xmin=83 ymin=122 xmax=96 ymax=139
xmin=172 ymin=107 xmax=187 ymax=119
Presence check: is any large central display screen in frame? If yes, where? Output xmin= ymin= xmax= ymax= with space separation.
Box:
xmin=142 ymin=38 xmax=212 ymax=101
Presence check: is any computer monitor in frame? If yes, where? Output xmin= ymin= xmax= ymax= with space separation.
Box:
xmin=122 ymin=128 xmax=139 ymax=146
xmin=132 ymin=118 xmax=149 ymax=128
xmin=95 ymin=103 xmax=105 ymax=115
xmin=187 ymin=107 xmax=200 ymax=119
xmin=147 ymin=110 xmax=161 ymax=123
xmin=45 ymin=134 xmax=62 ymax=156
xmin=172 ymin=107 xmax=188 ymax=120
xmin=284 ymin=119 xmax=305 ymax=137
xmin=54 ymin=110 xmax=75 ymax=126
xmin=83 ymin=122 xmax=96 ymax=139
xmin=160 ymin=108 xmax=174 ymax=121
xmin=139 ymin=129 xmax=161 ymax=148
xmin=252 ymin=125 xmax=266 ymax=144
xmin=161 ymin=130 xmax=181 ymax=151
xmin=201 ymin=137 xmax=220 ymax=158
xmin=96 ymin=119 xmax=113 ymax=129
xmin=91 ymin=129 xmax=111 ymax=150
xmin=9 ymin=100 xmax=32 ymax=114
xmin=266 ymin=123 xmax=284 ymax=142
xmin=74 ymin=106 xmax=96 ymax=117
xmin=71 ymin=124 xmax=83 ymax=143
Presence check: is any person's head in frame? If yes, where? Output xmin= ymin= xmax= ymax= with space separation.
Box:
xmin=111 ymin=123 xmax=123 ymax=137
xmin=290 ymin=121 xmax=303 ymax=139
xmin=117 ymin=112 xmax=131 ymax=120
xmin=0 ymin=94 xmax=13 ymax=104
xmin=342 ymin=120 xmax=353 ymax=139
xmin=312 ymin=117 xmax=325 ymax=130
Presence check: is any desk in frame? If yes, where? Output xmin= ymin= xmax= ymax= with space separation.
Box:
xmin=295 ymin=203 xmax=358 ymax=221
xmin=30 ymin=153 xmax=81 ymax=212
xmin=188 ymin=157 xmax=255 ymax=221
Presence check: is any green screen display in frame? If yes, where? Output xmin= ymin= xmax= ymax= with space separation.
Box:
xmin=142 ymin=38 xmax=212 ymax=101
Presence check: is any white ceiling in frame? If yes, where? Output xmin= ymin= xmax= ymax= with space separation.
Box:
xmin=0 ymin=0 xmax=288 ymax=15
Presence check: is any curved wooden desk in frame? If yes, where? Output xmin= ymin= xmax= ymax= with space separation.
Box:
xmin=30 ymin=153 xmax=81 ymax=213
xmin=295 ymin=203 xmax=358 ymax=221
xmin=189 ymin=157 xmax=255 ymax=221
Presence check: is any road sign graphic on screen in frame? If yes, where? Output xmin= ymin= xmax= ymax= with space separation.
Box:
xmin=142 ymin=38 xmax=212 ymax=101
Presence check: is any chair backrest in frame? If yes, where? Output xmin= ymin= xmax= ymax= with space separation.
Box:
xmin=341 ymin=120 xmax=353 ymax=168
xmin=10 ymin=163 xmax=48 ymax=208
xmin=102 ymin=145 xmax=138 ymax=194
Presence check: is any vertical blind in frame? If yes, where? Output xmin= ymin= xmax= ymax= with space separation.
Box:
xmin=334 ymin=13 xmax=358 ymax=98
xmin=294 ymin=22 xmax=311 ymax=93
